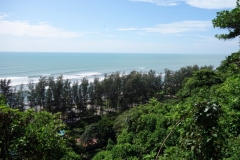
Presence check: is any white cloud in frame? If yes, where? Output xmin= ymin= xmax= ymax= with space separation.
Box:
xmin=143 ymin=21 xmax=212 ymax=33
xmin=0 ymin=14 xmax=9 ymax=20
xmin=130 ymin=0 xmax=182 ymax=6
xmin=185 ymin=0 xmax=236 ymax=9
xmin=130 ymin=0 xmax=236 ymax=9
xmin=0 ymin=20 xmax=85 ymax=38
xmin=118 ymin=21 xmax=212 ymax=34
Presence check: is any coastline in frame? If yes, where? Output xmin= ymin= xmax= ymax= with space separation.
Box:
xmin=0 ymin=52 xmax=228 ymax=86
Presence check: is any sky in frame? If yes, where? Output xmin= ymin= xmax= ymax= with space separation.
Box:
xmin=0 ymin=0 xmax=239 ymax=54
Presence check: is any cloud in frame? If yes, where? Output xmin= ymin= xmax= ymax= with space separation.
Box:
xmin=118 ymin=20 xmax=212 ymax=34
xmin=130 ymin=0 xmax=182 ymax=6
xmin=130 ymin=0 xmax=236 ymax=9
xmin=185 ymin=0 xmax=236 ymax=9
xmin=0 ymin=19 xmax=85 ymax=38
xmin=0 ymin=14 xmax=9 ymax=20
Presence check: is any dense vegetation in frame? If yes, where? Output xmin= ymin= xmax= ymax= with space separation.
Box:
xmin=0 ymin=65 xmax=211 ymax=120
xmin=1 ymin=1 xmax=240 ymax=159
xmin=92 ymin=51 xmax=240 ymax=159
xmin=0 ymin=65 xmax=209 ymax=159
xmin=0 ymin=94 xmax=82 ymax=159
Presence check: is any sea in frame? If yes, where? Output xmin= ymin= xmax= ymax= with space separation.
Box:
xmin=0 ymin=52 xmax=229 ymax=86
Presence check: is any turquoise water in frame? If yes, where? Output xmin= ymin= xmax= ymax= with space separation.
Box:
xmin=0 ymin=52 xmax=229 ymax=86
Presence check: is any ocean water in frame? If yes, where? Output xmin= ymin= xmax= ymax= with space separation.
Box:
xmin=0 ymin=52 xmax=229 ymax=86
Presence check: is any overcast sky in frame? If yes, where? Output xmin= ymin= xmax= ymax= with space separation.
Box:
xmin=0 ymin=0 xmax=238 ymax=54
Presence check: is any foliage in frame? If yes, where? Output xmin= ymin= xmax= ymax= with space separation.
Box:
xmin=0 ymin=104 xmax=80 ymax=159
xmin=177 ymin=69 xmax=222 ymax=98
xmin=93 ymin=98 xmax=179 ymax=159
xmin=1 ymin=52 xmax=240 ymax=160
xmin=216 ymin=74 xmax=240 ymax=111
xmin=212 ymin=0 xmax=240 ymax=41
xmin=179 ymin=100 xmax=224 ymax=160
xmin=0 ymin=94 xmax=6 ymax=105
xmin=92 ymin=47 xmax=240 ymax=159
xmin=163 ymin=65 xmax=212 ymax=95
xmin=80 ymin=115 xmax=115 ymax=146
xmin=217 ymin=51 xmax=240 ymax=77
xmin=2 ymin=52 xmax=240 ymax=159
xmin=0 ymin=79 xmax=12 ymax=106
xmin=0 ymin=64 xmax=208 ymax=121
xmin=61 ymin=150 xmax=82 ymax=160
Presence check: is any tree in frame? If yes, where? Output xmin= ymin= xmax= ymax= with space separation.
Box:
xmin=27 ymin=80 xmax=37 ymax=109
xmin=92 ymin=77 xmax=104 ymax=114
xmin=72 ymin=81 xmax=80 ymax=108
xmin=15 ymin=84 xmax=26 ymax=111
xmin=0 ymin=79 xmax=12 ymax=105
xmin=0 ymin=100 xmax=81 ymax=159
xmin=217 ymin=51 xmax=240 ymax=77
xmin=52 ymin=75 xmax=64 ymax=113
xmin=0 ymin=94 xmax=6 ymax=104
xmin=212 ymin=0 xmax=240 ymax=41
xmin=80 ymin=77 xmax=89 ymax=114
xmin=177 ymin=69 xmax=222 ymax=98
xmin=62 ymin=79 xmax=73 ymax=110
xmin=35 ymin=76 xmax=47 ymax=110
xmin=45 ymin=76 xmax=55 ymax=113
xmin=62 ymin=79 xmax=74 ymax=122
xmin=180 ymin=101 xmax=224 ymax=160
xmin=8 ymin=87 xmax=18 ymax=109
xmin=94 ymin=98 xmax=173 ymax=160
xmin=162 ymin=65 xmax=213 ymax=96
xmin=144 ymin=70 xmax=162 ymax=99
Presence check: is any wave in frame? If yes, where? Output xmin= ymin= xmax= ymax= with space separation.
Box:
xmin=28 ymin=74 xmax=51 ymax=78
xmin=1 ymin=72 xmax=105 ymax=86
xmin=3 ymin=76 xmax=28 ymax=80
xmin=1 ymin=76 xmax=31 ymax=86
xmin=2 ymin=71 xmax=164 ymax=87
xmin=50 ymin=69 xmax=91 ymax=76
xmin=62 ymin=72 xmax=103 ymax=81
xmin=75 ymin=72 xmax=102 ymax=77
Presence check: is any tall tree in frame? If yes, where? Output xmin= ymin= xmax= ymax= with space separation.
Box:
xmin=72 ymin=81 xmax=79 ymax=109
xmin=27 ymin=80 xmax=37 ymax=109
xmin=15 ymin=84 xmax=26 ymax=111
xmin=35 ymin=76 xmax=47 ymax=110
xmin=0 ymin=79 xmax=12 ymax=105
xmin=8 ymin=87 xmax=18 ymax=109
xmin=80 ymin=77 xmax=89 ymax=115
xmin=93 ymin=77 xmax=104 ymax=115
xmin=45 ymin=76 xmax=54 ymax=113
xmin=88 ymin=82 xmax=97 ymax=116
xmin=62 ymin=79 xmax=74 ymax=122
xmin=53 ymin=75 xmax=64 ymax=113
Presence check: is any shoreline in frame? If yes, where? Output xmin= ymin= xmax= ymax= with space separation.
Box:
xmin=1 ymin=69 xmax=158 ymax=87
